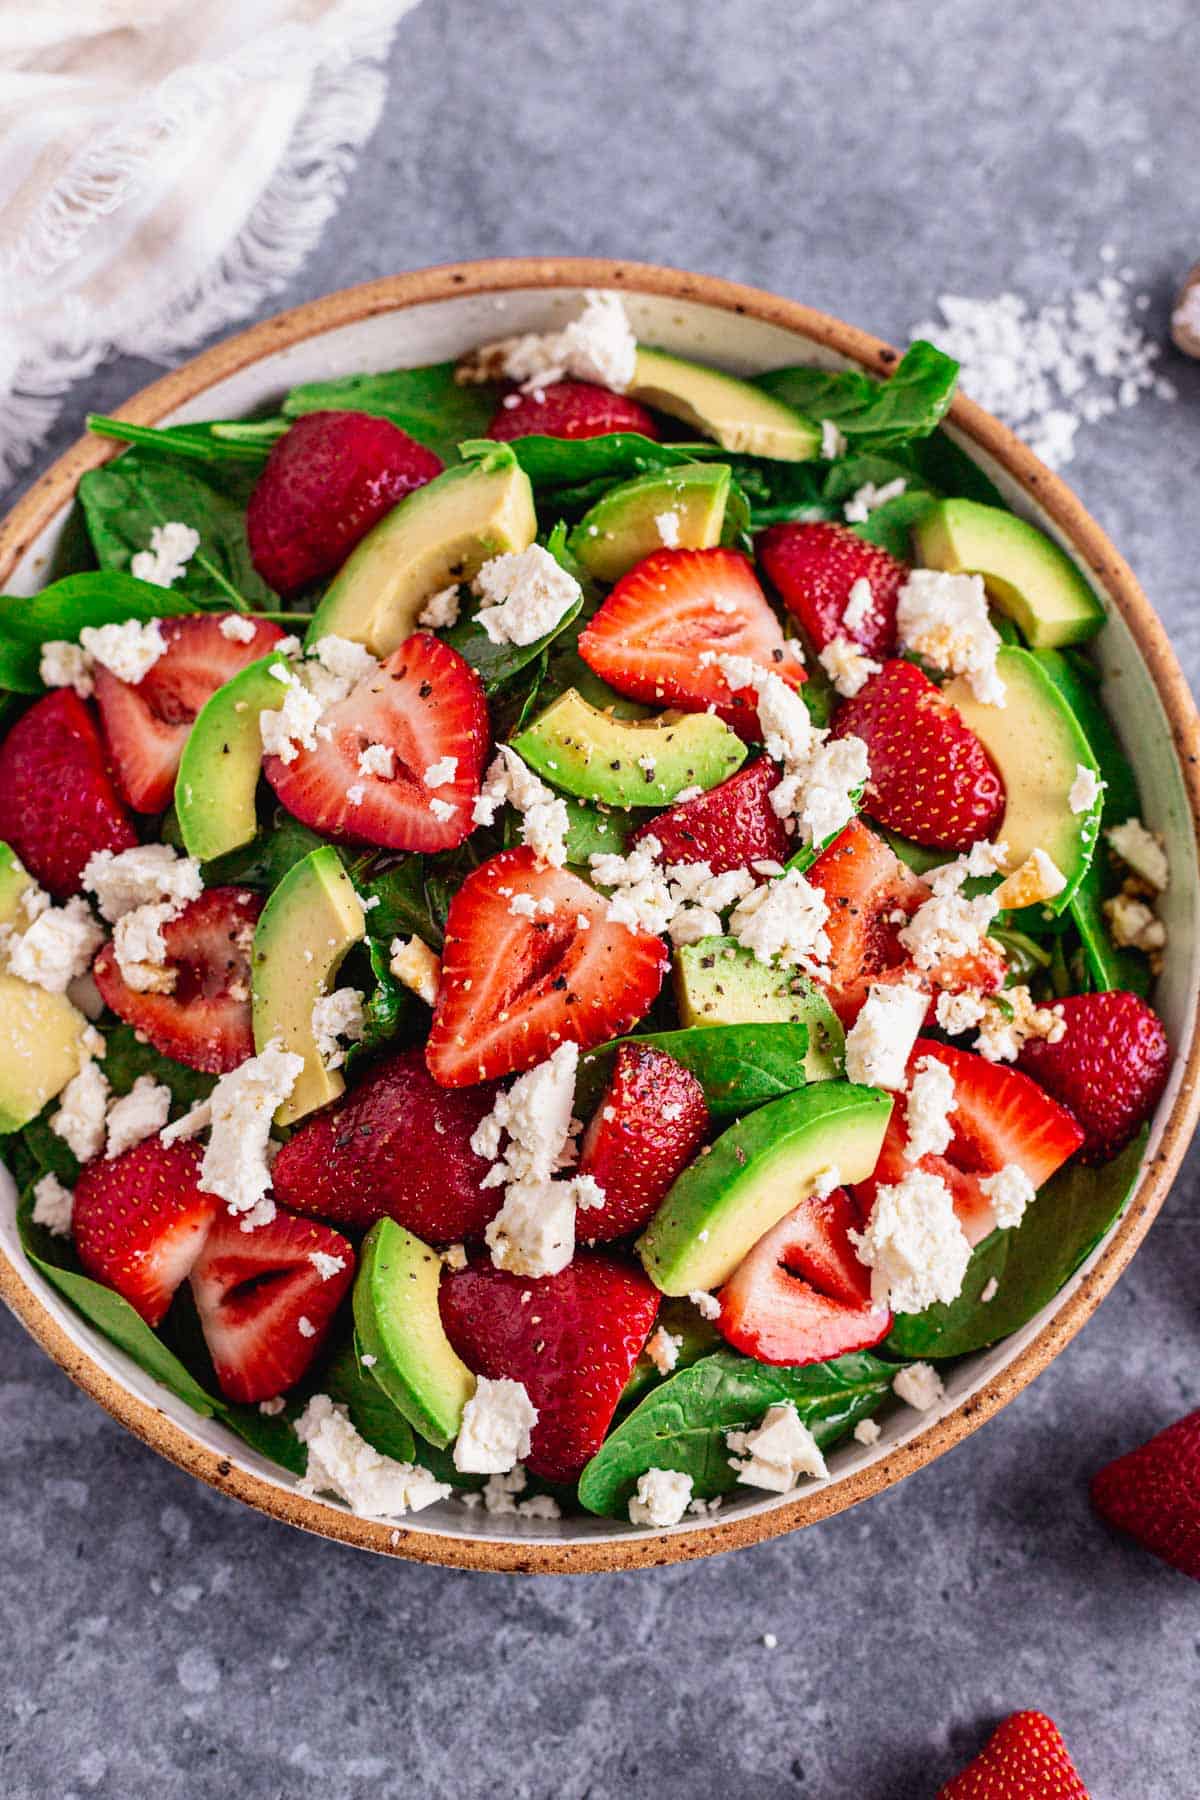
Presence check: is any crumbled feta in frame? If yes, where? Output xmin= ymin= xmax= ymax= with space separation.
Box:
xmin=728 ymin=869 xmax=832 ymax=979
xmin=645 ymin=1328 xmax=682 ymax=1376
xmin=198 ymin=1042 xmax=303 ymax=1224
xmin=844 ymin=982 xmax=928 ymax=1090
xmin=129 ymin=521 xmax=200 ymax=589
xmin=440 ymin=1243 xmax=468 ymax=1272
xmin=474 ymin=1044 xmax=598 ymax=1277
xmin=993 ymin=849 xmax=1067 ymax=910
xmin=727 ymin=1402 xmax=828 ymax=1491
xmin=417 ymin=584 xmax=462 ymax=630
xmin=1068 ymin=764 xmax=1101 ymax=815
xmin=31 ymin=1172 xmax=74 ymax=1238
xmin=309 ymin=1250 xmax=346 ymax=1281
xmin=259 ymin=664 xmax=325 ymax=765
xmin=105 ymin=1075 xmax=171 ymax=1160
xmin=112 ymin=902 xmax=176 ymax=994
xmin=7 ymin=897 xmax=103 ymax=994
xmin=980 ymin=1276 xmax=999 ymax=1304
xmin=589 ymin=836 xmax=674 ymax=934
xmin=472 ymin=746 xmax=569 ymax=867
xmin=820 ymin=418 xmax=847 ymax=459
xmin=418 ymin=757 xmax=456 ymax=793
xmin=219 ymin=614 xmax=258 ymax=643
xmin=389 ymin=936 xmax=440 ymax=1006
xmin=483 ymin=1181 xmax=581 ymax=1279
xmin=346 ymin=783 xmax=366 ymax=807
xmin=311 ymin=987 xmax=365 ymax=1072
xmin=655 ymin=509 xmax=681 ymax=548
xmin=689 ymin=1289 xmax=721 ymax=1321
xmin=842 ymin=577 xmax=876 ymax=635
xmin=308 ymin=634 xmax=378 ymax=691
xmin=473 ymin=544 xmax=581 ymax=647
xmin=628 ymin=1467 xmax=693 ymax=1528
xmin=979 ymin=1162 xmax=1036 ymax=1230
xmin=896 ymin=568 xmax=1005 ymax=706
xmin=468 ymin=291 xmax=638 ymax=393
xmin=39 ymin=640 xmax=93 ymax=697
xmin=1103 ymin=892 xmax=1166 ymax=954
xmin=429 ymin=798 xmax=455 ymax=823
xmin=50 ymin=1058 xmax=110 ymax=1163
xmin=973 ymin=985 xmax=1065 ymax=1062
xmin=899 ymin=887 xmax=999 ymax=970
xmin=82 ymin=844 xmax=202 ymax=923
xmin=843 ymin=477 xmax=907 ymax=524
xmin=853 ymin=1417 xmax=882 ymax=1447
xmin=453 ymin=1377 xmax=538 ymax=1474
xmin=79 ymin=618 xmax=167 ymax=685
xmin=818 ymin=634 xmax=882 ymax=699
xmin=1108 ymin=817 xmax=1168 ymax=891
xmin=892 ymin=1362 xmax=945 ymax=1412
xmin=934 ymin=988 xmax=989 ymax=1036
xmin=296 ymin=1395 xmax=451 ymax=1518
xmin=297 ymin=1316 xmax=317 ymax=1339
xmin=852 ymin=1168 xmax=971 ymax=1313
xmin=358 ymin=742 xmax=395 ymax=779
xmin=904 ymin=1055 xmax=957 ymax=1162
xmin=259 ymin=1396 xmax=286 ymax=1416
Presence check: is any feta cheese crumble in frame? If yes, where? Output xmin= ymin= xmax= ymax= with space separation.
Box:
xmin=219 ymin=613 xmax=258 ymax=644
xmin=129 ymin=521 xmax=200 ymax=589
xmin=645 ymin=1328 xmax=682 ymax=1376
xmin=104 ymin=1075 xmax=171 ymax=1159
xmin=473 ymin=544 xmax=581 ymax=647
xmin=79 ymin=618 xmax=167 ymax=685
xmin=389 ymin=936 xmax=440 ymax=1006
xmin=892 ymin=1362 xmax=945 ymax=1412
xmin=896 ymin=568 xmax=1005 ymax=706
xmin=628 ymin=1467 xmax=693 ymax=1528
xmin=296 ymin=1395 xmax=451 ymax=1519
xmin=980 ymin=1276 xmax=1000 ymax=1304
xmin=6 ymin=897 xmax=104 ymax=994
xmin=453 ymin=1378 xmax=538 ymax=1474
xmin=417 ymin=584 xmax=462 ymax=629
xmin=972 ymin=984 xmax=1065 ymax=1063
xmin=198 ymin=1042 xmax=304 ymax=1225
xmin=979 ymin=1162 xmax=1036 ymax=1230
xmin=852 ymin=1168 xmax=971 ymax=1314
xmin=853 ymin=1417 xmax=882 ymax=1447
xmin=844 ymin=982 xmax=928 ymax=1090
xmin=112 ymin=902 xmax=176 ymax=994
xmin=993 ymin=848 xmax=1067 ymax=910
xmin=655 ymin=509 xmax=681 ymax=548
xmin=843 ymin=478 xmax=907 ymax=524
xmin=464 ymin=290 xmax=638 ymax=393
xmin=39 ymin=640 xmax=93 ymax=697
xmin=727 ymin=1403 xmax=828 ymax=1492
xmin=1069 ymin=764 xmax=1101 ymax=815
xmin=423 ymin=755 xmax=458 ymax=788
xmin=309 ymin=1251 xmax=346 ymax=1281
xmin=358 ymin=742 xmax=395 ymax=779
xmin=1107 ymin=817 xmax=1168 ymax=892
xmin=472 ymin=746 xmax=569 ymax=867
xmin=842 ymin=577 xmax=876 ymax=635
xmin=259 ymin=663 xmax=324 ymax=766
xmin=50 ymin=1058 xmax=111 ymax=1163
xmin=31 ymin=1172 xmax=74 ymax=1239
xmin=819 ymin=418 xmax=847 ymax=459
xmin=727 ymin=869 xmax=832 ymax=979
xmin=689 ymin=1289 xmax=721 ymax=1322
xmin=82 ymin=844 xmax=203 ymax=924
xmin=818 ymin=634 xmax=882 ymax=699
xmin=1104 ymin=892 xmax=1166 ymax=954
xmin=904 ymin=1055 xmax=957 ymax=1162
xmin=311 ymin=987 xmax=365 ymax=1072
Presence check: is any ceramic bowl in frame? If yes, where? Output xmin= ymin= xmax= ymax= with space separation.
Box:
xmin=1 ymin=258 xmax=1198 ymax=1574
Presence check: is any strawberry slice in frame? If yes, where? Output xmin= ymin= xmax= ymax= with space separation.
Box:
xmin=438 ymin=1250 xmax=660 ymax=1482
xmin=716 ymin=1187 xmax=891 ymax=1366
xmin=73 ymin=1139 xmax=220 ymax=1327
xmin=1018 ymin=991 xmax=1170 ymax=1164
xmin=937 ymin=1711 xmax=1091 ymax=1799
xmin=0 ymin=690 xmax=136 ymax=897
xmin=630 ymin=756 xmax=790 ymax=872
xmin=487 ymin=380 xmax=660 ymax=442
xmin=577 ymin=1045 xmax=709 ymax=1241
xmin=831 ymin=659 xmax=1006 ymax=850
xmin=92 ymin=886 xmax=261 ymax=1075
xmin=263 ymin=633 xmax=489 ymax=853
xmin=1091 ymin=1407 xmax=1200 ymax=1583
xmin=272 ymin=1047 xmax=503 ymax=1240
xmin=190 ymin=1206 xmax=355 ymax=1404
xmin=577 ymin=547 xmax=804 ymax=738
xmin=247 ymin=410 xmax=443 ymax=596
xmin=94 ymin=613 xmax=284 ymax=813
xmin=426 ymin=847 xmax=668 ymax=1087
xmin=756 ymin=521 xmax=907 ymax=658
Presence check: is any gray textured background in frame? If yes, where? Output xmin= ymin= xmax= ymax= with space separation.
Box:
xmin=2 ymin=2 xmax=1199 ymax=1795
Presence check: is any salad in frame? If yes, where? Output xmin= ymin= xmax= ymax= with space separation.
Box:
xmin=0 ymin=291 xmax=1172 ymax=1533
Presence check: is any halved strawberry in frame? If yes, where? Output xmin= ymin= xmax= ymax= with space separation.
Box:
xmin=189 ymin=1206 xmax=355 ymax=1404
xmin=630 ymin=756 xmax=790 ymax=872
xmin=94 ymin=613 xmax=284 ymax=813
xmin=438 ymin=1250 xmax=660 ymax=1482
xmin=1091 ymin=1407 xmax=1200 ymax=1583
xmin=426 ymin=847 xmax=668 ymax=1087
xmin=577 ymin=547 xmax=803 ymax=738
xmin=831 ymin=659 xmax=1006 ymax=850
xmin=263 ymin=633 xmax=489 ymax=852
xmin=577 ymin=1045 xmax=709 ymax=1241
xmin=1018 ymin=991 xmax=1170 ymax=1164
xmin=937 ymin=1711 xmax=1090 ymax=1799
xmin=272 ymin=1047 xmax=503 ymax=1240
xmin=487 ymin=380 xmax=660 ymax=442
xmin=0 ymin=690 xmax=136 ymax=897
xmin=757 ymin=521 xmax=907 ymax=659
xmin=717 ymin=1187 xmax=891 ymax=1366
xmin=92 ymin=886 xmax=261 ymax=1075
xmin=73 ymin=1139 xmax=220 ymax=1327
xmin=247 ymin=410 xmax=443 ymax=596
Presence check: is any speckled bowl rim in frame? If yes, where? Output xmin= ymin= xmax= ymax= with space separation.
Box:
xmin=1 ymin=256 xmax=1198 ymax=1575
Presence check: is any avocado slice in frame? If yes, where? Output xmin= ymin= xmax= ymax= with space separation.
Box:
xmin=306 ymin=445 xmax=537 ymax=655
xmin=915 ymin=498 xmax=1105 ymax=648
xmin=176 ymin=655 xmax=284 ymax=862
xmin=567 ymin=464 xmax=732 ymax=583
xmin=250 ymin=846 xmax=366 ymax=1124
xmin=673 ymin=936 xmax=844 ymax=1080
xmin=628 ymin=348 xmax=822 ymax=462
xmin=943 ymin=646 xmax=1102 ymax=912
xmin=512 ymin=687 xmax=746 ymax=807
xmin=353 ymin=1218 xmax=475 ymax=1448
xmin=639 ymin=1082 xmax=893 ymax=1294
xmin=0 ymin=842 xmax=34 ymax=925
xmin=0 ymin=843 xmax=92 ymax=1132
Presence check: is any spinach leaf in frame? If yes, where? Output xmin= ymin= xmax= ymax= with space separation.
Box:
xmin=853 ymin=490 xmax=937 ymax=561
xmin=909 ymin=428 xmax=1006 ymax=508
xmin=445 ymin=591 xmax=583 ymax=694
xmin=347 ymin=937 xmax=419 ymax=1070
xmin=563 ymin=797 xmax=635 ymax=863
xmin=283 ymin=364 xmax=498 ymax=465
xmin=101 ymin=1023 xmax=216 ymax=1111
xmin=495 ymin=432 xmax=698 ymax=489
xmin=578 ymin=1349 xmax=895 ymax=1517
xmin=323 ymin=1335 xmax=416 ymax=1464
xmin=576 ymin=1023 xmax=811 ymax=1122
xmin=0 ymin=572 xmax=201 ymax=691
xmin=757 ymin=342 xmax=958 ymax=451
xmin=87 ymin=414 xmax=284 ymax=467
xmin=360 ymin=858 xmax=447 ymax=949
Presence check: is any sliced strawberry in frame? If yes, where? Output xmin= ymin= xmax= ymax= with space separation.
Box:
xmin=717 ymin=1187 xmax=891 ymax=1366
xmin=426 ymin=847 xmax=668 ymax=1087
xmin=272 ymin=1047 xmax=503 ymax=1240
xmin=757 ymin=521 xmax=906 ymax=658
xmin=0 ymin=690 xmax=136 ymax=897
xmin=93 ymin=613 xmax=284 ymax=813
xmin=630 ymin=756 xmax=790 ymax=872
xmin=937 ymin=1711 xmax=1091 ymax=1799
xmin=487 ymin=380 xmax=660 ymax=442
xmin=247 ymin=410 xmax=443 ymax=596
xmin=439 ymin=1250 xmax=660 ymax=1482
xmin=92 ymin=886 xmax=261 ymax=1075
xmin=73 ymin=1139 xmax=220 ymax=1327
xmin=1091 ymin=1408 xmax=1200 ymax=1583
xmin=577 ymin=1045 xmax=709 ymax=1241
xmin=577 ymin=547 xmax=803 ymax=738
xmin=831 ymin=659 xmax=1006 ymax=850
xmin=1019 ymin=991 xmax=1169 ymax=1165
xmin=190 ymin=1206 xmax=354 ymax=1404
xmin=263 ymin=633 xmax=489 ymax=853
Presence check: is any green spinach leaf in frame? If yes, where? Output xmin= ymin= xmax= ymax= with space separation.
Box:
xmin=100 ymin=1023 xmax=216 ymax=1112
xmin=576 ymin=1023 xmax=811 ymax=1122
xmin=757 ymin=342 xmax=958 ymax=451
xmin=0 ymin=572 xmax=201 ymax=691
xmin=323 ymin=1335 xmax=416 ymax=1464
xmin=496 ymin=432 xmax=699 ymax=489
xmin=283 ymin=363 xmax=498 ymax=464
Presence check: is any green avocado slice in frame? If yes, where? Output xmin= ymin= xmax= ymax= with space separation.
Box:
xmin=176 ymin=654 xmax=286 ymax=862
xmin=512 ymin=687 xmax=746 ymax=807
xmin=567 ymin=463 xmax=731 ymax=583
xmin=672 ymin=937 xmax=844 ymax=1080
xmin=915 ymin=498 xmax=1105 ymax=647
xmin=353 ymin=1219 xmax=475 ymax=1448
xmin=628 ymin=348 xmax=822 ymax=462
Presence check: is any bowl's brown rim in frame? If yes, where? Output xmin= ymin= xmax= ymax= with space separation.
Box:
xmin=1 ymin=255 xmax=1198 ymax=1576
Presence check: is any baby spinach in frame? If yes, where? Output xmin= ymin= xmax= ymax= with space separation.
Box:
xmin=757 ymin=341 xmax=958 ymax=451
xmin=101 ymin=1023 xmax=216 ymax=1112
xmin=360 ymin=857 xmax=448 ymax=949
xmin=322 ymin=1335 xmax=416 ymax=1464
xmin=563 ymin=797 xmax=635 ymax=863
xmin=346 ymin=938 xmax=419 ymax=1071
xmin=0 ymin=572 xmax=201 ymax=691
xmin=494 ymin=432 xmax=698 ymax=490
xmin=853 ymin=490 xmax=937 ymax=561
xmin=908 ymin=427 xmax=1005 ymax=508
xmin=199 ymin=810 xmax=328 ymax=894
xmin=445 ymin=591 xmax=584 ymax=694
xmin=283 ymin=363 xmax=497 ymax=465
xmin=576 ymin=1023 xmax=811 ymax=1122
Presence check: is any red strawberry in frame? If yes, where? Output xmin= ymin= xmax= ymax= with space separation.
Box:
xmin=272 ymin=1047 xmax=503 ymax=1240
xmin=630 ymin=756 xmax=790 ymax=872
xmin=1091 ymin=1408 xmax=1200 ymax=1582
xmin=577 ymin=1045 xmax=709 ymax=1241
xmin=246 ymin=410 xmax=443 ymax=596
xmin=73 ymin=1139 xmax=220 ymax=1327
xmin=94 ymin=613 xmax=283 ymax=813
xmin=937 ymin=1711 xmax=1090 ymax=1799
xmin=438 ymin=1251 xmax=660 ymax=1482
xmin=717 ymin=1187 xmax=891 ymax=1365
xmin=831 ymin=659 xmax=1006 ymax=850
xmin=757 ymin=520 xmax=906 ymax=658
xmin=190 ymin=1206 xmax=355 ymax=1404
xmin=92 ymin=886 xmax=260 ymax=1075
xmin=0 ymin=690 xmax=135 ymax=897
xmin=1018 ymin=991 xmax=1169 ymax=1164
xmin=426 ymin=847 xmax=668 ymax=1087
xmin=577 ymin=547 xmax=804 ymax=739
xmin=487 ymin=380 xmax=660 ymax=442
xmin=263 ymin=633 xmax=489 ymax=853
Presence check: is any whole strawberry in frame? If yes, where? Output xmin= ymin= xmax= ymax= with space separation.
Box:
xmin=1091 ymin=1409 xmax=1200 ymax=1581
xmin=487 ymin=380 xmax=659 ymax=441
xmin=937 ymin=1711 xmax=1090 ymax=1799
xmin=756 ymin=520 xmax=907 ymax=658
xmin=1018 ymin=991 xmax=1169 ymax=1163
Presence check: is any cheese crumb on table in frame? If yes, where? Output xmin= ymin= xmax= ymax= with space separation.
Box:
xmin=1107 ymin=817 xmax=1168 ymax=891
xmin=296 ymin=1395 xmax=451 ymax=1518
xmin=628 ymin=1467 xmax=694 ymax=1528
xmin=104 ymin=1075 xmax=171 ymax=1159
xmin=852 ymin=1167 xmax=971 ymax=1313
xmin=31 ymin=1172 xmax=74 ymax=1238
xmin=473 ymin=543 xmax=581 ymax=647
xmin=727 ymin=1402 xmax=828 ymax=1492
xmin=129 ymin=521 xmax=200 ymax=589
xmin=453 ymin=1377 xmax=538 ymax=1474
xmin=896 ymin=568 xmax=1005 ymax=706
xmin=844 ymin=982 xmax=928 ymax=1090
xmin=892 ymin=1362 xmax=946 ymax=1412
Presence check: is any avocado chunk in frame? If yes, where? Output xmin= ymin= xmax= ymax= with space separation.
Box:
xmin=567 ymin=463 xmax=731 ymax=583
xmin=0 ymin=842 xmax=34 ymax=926
xmin=673 ymin=936 xmax=844 ymax=1080
xmin=512 ymin=687 xmax=746 ymax=807
xmin=306 ymin=445 xmax=537 ymax=655
xmin=176 ymin=655 xmax=284 ymax=862
xmin=639 ymin=1082 xmax=893 ymax=1294
xmin=0 ymin=843 xmax=92 ymax=1132
xmin=628 ymin=348 xmax=822 ymax=462
xmin=915 ymin=499 xmax=1105 ymax=648
xmin=353 ymin=1218 xmax=475 ymax=1448
xmin=943 ymin=646 xmax=1101 ymax=912
xmin=251 ymin=846 xmax=365 ymax=1124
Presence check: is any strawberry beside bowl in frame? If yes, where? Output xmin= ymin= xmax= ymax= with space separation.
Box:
xmin=0 ymin=259 xmax=1197 ymax=1574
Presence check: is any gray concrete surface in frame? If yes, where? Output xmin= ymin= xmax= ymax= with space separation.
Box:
xmin=2 ymin=2 xmax=1199 ymax=1795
